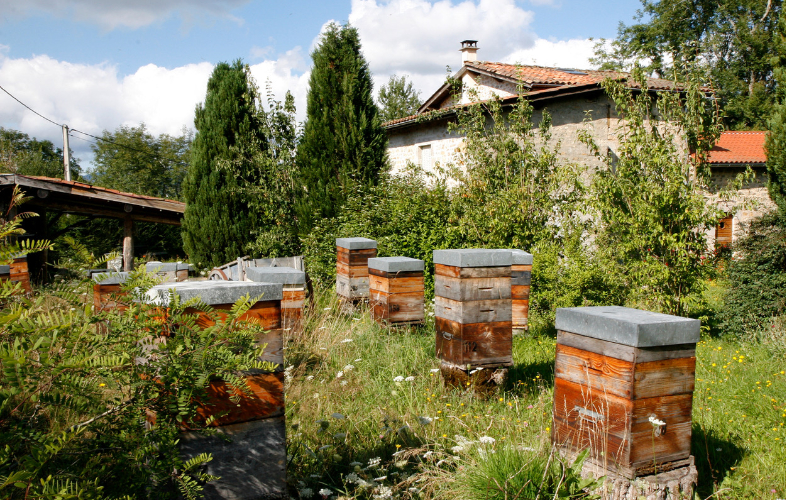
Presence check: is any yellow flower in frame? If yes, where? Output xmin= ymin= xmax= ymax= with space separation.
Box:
xmin=99 ymin=383 xmax=106 ymax=387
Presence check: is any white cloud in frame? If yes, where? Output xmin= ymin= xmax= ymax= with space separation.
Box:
xmin=504 ymin=38 xmax=598 ymax=69
xmin=0 ymin=48 xmax=310 ymax=168
xmin=0 ymin=0 xmax=249 ymax=30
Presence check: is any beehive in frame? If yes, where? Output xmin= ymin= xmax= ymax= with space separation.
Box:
xmin=8 ymin=255 xmax=31 ymax=293
xmin=433 ymin=249 xmax=512 ymax=374
xmin=246 ymin=266 xmax=306 ymax=332
xmin=145 ymin=261 xmax=191 ymax=282
xmin=92 ymin=271 xmax=130 ymax=314
xmin=510 ymin=250 xmax=533 ymax=333
xmin=368 ymin=257 xmax=424 ymax=326
xmin=145 ymin=280 xmax=286 ymax=500
xmin=552 ymin=306 xmax=700 ymax=479
xmin=336 ymin=237 xmax=377 ymax=300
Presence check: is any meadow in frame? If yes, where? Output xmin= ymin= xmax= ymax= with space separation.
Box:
xmin=284 ymin=290 xmax=786 ymax=500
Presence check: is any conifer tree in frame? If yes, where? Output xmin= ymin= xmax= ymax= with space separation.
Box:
xmin=182 ymin=60 xmax=264 ymax=268
xmin=296 ymin=23 xmax=388 ymax=234
xmin=766 ymin=10 xmax=786 ymax=216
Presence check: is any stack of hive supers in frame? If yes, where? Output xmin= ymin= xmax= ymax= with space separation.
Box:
xmin=335 ymin=237 xmax=377 ymax=301
xmin=145 ymin=261 xmax=191 ymax=282
xmin=144 ymin=281 xmax=286 ymax=500
xmin=368 ymin=256 xmax=425 ymax=327
xmin=510 ymin=249 xmax=533 ymax=334
xmin=92 ymin=271 xmax=129 ymax=314
xmin=9 ymin=254 xmax=31 ymax=293
xmin=552 ymin=306 xmax=700 ymax=480
xmin=433 ymin=249 xmax=513 ymax=387
xmin=246 ymin=266 xmax=306 ymax=332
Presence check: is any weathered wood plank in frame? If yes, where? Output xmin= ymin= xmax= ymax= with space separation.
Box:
xmin=633 ymin=357 xmax=696 ymax=399
xmin=556 ymin=330 xmax=696 ymax=364
xmin=511 ymin=285 xmax=530 ymax=300
xmin=369 ymin=274 xmax=424 ymax=293
xmin=555 ymin=343 xmax=634 ymax=399
xmin=336 ymin=247 xmax=377 ymax=265
xmin=371 ymin=290 xmax=424 ymax=324
xmin=336 ymin=275 xmax=369 ymax=299
xmin=336 ymin=262 xmax=369 ymax=278
xmin=435 ymin=264 xmax=510 ymax=279
xmin=435 ymin=318 xmax=512 ymax=367
xmin=193 ymin=372 xmax=285 ymax=427
xmin=434 ymin=275 xmax=511 ymax=301
xmin=435 ymin=296 xmax=512 ymax=324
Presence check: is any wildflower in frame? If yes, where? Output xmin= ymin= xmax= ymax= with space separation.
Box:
xmin=299 ymin=488 xmax=314 ymax=498
xmin=345 ymin=472 xmax=359 ymax=483
xmin=393 ymin=376 xmax=405 ymax=382
xmin=332 ymin=412 xmax=346 ymax=419
xmin=451 ymin=445 xmax=464 ymax=453
xmin=341 ymin=338 xmax=353 ymax=343
xmin=340 ymin=380 xmax=348 ymax=386
xmin=343 ymin=364 xmax=355 ymax=371
xmin=306 ymin=375 xmax=315 ymax=381
xmin=373 ymin=486 xmax=392 ymax=499
xmin=318 ymin=488 xmax=332 ymax=497
xmin=368 ymin=457 xmax=382 ymax=467
xmin=336 ymin=371 xmax=344 ymax=379
xmin=349 ymin=461 xmax=363 ymax=467
xmin=373 ymin=475 xmax=387 ymax=482
xmin=648 ymin=416 xmax=665 ymax=427
xmin=479 ymin=436 xmax=496 ymax=444
xmin=430 ymin=368 xmax=439 ymax=373
xmin=422 ymin=451 xmax=434 ymax=458
xmin=99 ymin=383 xmax=106 ymax=387
xmin=323 ymin=307 xmax=332 ymax=311
xmin=409 ymin=487 xmax=420 ymax=493
xmin=405 ymin=376 xmax=415 ymax=382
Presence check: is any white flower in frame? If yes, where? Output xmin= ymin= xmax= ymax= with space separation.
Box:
xmin=320 ymin=347 xmax=327 ymax=350
xmin=340 ymin=380 xmax=348 ymax=386
xmin=336 ymin=371 xmax=344 ymax=379
xmin=352 ymin=317 xmax=361 ymax=321
xmin=345 ymin=472 xmax=360 ymax=483
xmin=323 ymin=307 xmax=332 ymax=310
xmin=313 ymin=393 xmax=320 ymax=399
xmin=405 ymin=376 xmax=415 ymax=382
xmin=373 ymin=486 xmax=393 ymax=499
xmin=373 ymin=475 xmax=387 ymax=482
xmin=479 ymin=436 xmax=496 ymax=444
xmin=429 ymin=368 xmax=440 ymax=373
xmin=341 ymin=338 xmax=353 ymax=343
xmin=451 ymin=446 xmax=464 ymax=453
xmin=393 ymin=376 xmax=405 ymax=382
xmin=319 ymin=326 xmax=326 ymax=330
xmin=422 ymin=451 xmax=434 ymax=458
xmin=299 ymin=487 xmax=314 ymax=498
xmin=469 ymin=367 xmax=484 ymax=375
xmin=332 ymin=412 xmax=346 ymax=419
xmin=343 ymin=364 xmax=355 ymax=371
xmin=318 ymin=487 xmax=332 ymax=497
xmin=349 ymin=461 xmax=363 ymax=467
xmin=417 ymin=416 xmax=433 ymax=425
xmin=409 ymin=487 xmax=420 ymax=493
xmin=354 ymin=358 xmax=362 ymax=362
xmin=368 ymin=457 xmax=382 ymax=467
xmin=648 ymin=415 xmax=666 ymax=427
xmin=357 ymin=479 xmax=373 ymax=488
xmin=306 ymin=375 xmax=315 ymax=380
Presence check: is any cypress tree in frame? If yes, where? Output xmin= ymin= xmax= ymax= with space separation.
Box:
xmin=182 ymin=60 xmax=264 ymax=268
xmin=296 ymin=23 xmax=388 ymax=234
xmin=767 ymin=10 xmax=786 ymax=216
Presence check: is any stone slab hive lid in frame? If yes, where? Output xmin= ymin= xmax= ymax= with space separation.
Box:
xmin=145 ymin=261 xmax=190 ymax=272
xmin=367 ymin=256 xmax=424 ymax=273
xmin=555 ymin=305 xmax=700 ymax=348
xmin=433 ymin=249 xmax=511 ymax=268
xmin=92 ymin=271 xmax=130 ymax=285
xmin=335 ymin=237 xmax=377 ymax=250
xmin=246 ymin=266 xmax=306 ymax=285
xmin=510 ymin=249 xmax=533 ymax=265
xmin=146 ymin=280 xmax=283 ymax=306
xmin=0 ymin=265 xmax=10 ymax=274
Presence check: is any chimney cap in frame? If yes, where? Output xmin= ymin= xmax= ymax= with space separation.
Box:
xmin=460 ymin=40 xmax=478 ymax=49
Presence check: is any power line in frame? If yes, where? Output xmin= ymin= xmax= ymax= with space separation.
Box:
xmin=0 ymin=83 xmax=189 ymax=167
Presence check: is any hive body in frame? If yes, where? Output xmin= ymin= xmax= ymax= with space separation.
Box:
xmin=510 ymin=250 xmax=533 ymax=333
xmin=552 ymin=306 xmax=699 ymax=479
xmin=368 ymin=257 xmax=424 ymax=326
xmin=246 ymin=266 xmax=306 ymax=332
xmin=336 ymin=237 xmax=377 ymax=300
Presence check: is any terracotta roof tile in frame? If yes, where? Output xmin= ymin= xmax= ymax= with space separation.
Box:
xmin=707 ymin=131 xmax=767 ymax=164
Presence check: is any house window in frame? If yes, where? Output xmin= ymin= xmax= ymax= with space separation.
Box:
xmin=715 ymin=214 xmax=733 ymax=248
xmin=419 ymin=144 xmax=432 ymax=170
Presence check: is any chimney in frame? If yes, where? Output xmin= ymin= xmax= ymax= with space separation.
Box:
xmin=460 ymin=40 xmax=478 ymax=64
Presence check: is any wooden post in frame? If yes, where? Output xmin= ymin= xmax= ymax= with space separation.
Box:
xmin=123 ymin=218 xmax=134 ymax=272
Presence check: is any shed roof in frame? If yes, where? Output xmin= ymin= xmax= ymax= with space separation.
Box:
xmin=706 ymin=131 xmax=767 ymax=165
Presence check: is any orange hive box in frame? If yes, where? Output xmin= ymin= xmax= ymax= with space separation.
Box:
xmin=368 ymin=256 xmax=424 ymax=327
xmin=336 ymin=237 xmax=377 ymax=301
xmin=552 ymin=306 xmax=700 ymax=479
xmin=510 ymin=249 xmax=533 ymax=333
xmin=245 ymin=266 xmax=306 ymax=333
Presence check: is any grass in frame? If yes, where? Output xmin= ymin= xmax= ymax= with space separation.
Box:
xmin=284 ymin=288 xmax=786 ymax=499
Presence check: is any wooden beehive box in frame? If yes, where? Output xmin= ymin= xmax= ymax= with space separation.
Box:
xmin=336 ymin=237 xmax=377 ymax=300
xmin=145 ymin=280 xmax=286 ymax=500
xmin=433 ymin=249 xmax=513 ymax=370
xmin=510 ymin=249 xmax=533 ymax=333
xmin=552 ymin=306 xmax=700 ymax=479
xmin=92 ymin=271 xmax=130 ymax=313
xmin=9 ymin=255 xmax=31 ymax=293
xmin=145 ymin=261 xmax=191 ymax=282
xmin=368 ymin=256 xmax=424 ymax=326
xmin=246 ymin=266 xmax=306 ymax=332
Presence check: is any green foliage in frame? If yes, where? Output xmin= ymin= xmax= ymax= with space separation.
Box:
xmin=90 ymin=123 xmax=191 ymax=201
xmin=594 ymin=0 xmax=780 ymax=130
xmin=296 ymin=23 xmax=388 ymax=235
xmin=182 ymin=59 xmax=265 ymax=268
xmin=377 ymin=74 xmax=422 ymax=122
xmin=766 ymin=8 xmax=786 ymax=215
xmin=0 ymin=127 xmax=80 ymax=179
xmin=0 ymin=186 xmax=52 ymax=266
xmin=220 ymin=86 xmax=301 ymax=258
xmin=719 ymin=211 xmax=786 ymax=339
xmin=579 ymin=68 xmax=724 ymax=315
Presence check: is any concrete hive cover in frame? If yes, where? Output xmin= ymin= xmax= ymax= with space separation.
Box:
xmin=245 ymin=266 xmax=306 ymax=285
xmin=146 ymin=281 xmax=283 ymax=306
xmin=367 ymin=256 xmax=424 ymax=273
xmin=433 ymin=249 xmax=512 ymax=268
xmin=555 ymin=305 xmax=700 ymax=347
xmin=335 ymin=237 xmax=377 ymax=249
xmin=510 ymin=249 xmax=533 ymax=265
xmin=92 ymin=272 xmax=130 ymax=285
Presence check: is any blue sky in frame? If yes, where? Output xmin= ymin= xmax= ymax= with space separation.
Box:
xmin=0 ymin=0 xmax=642 ymax=166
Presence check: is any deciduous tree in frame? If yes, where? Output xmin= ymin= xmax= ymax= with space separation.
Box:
xmin=378 ymin=74 xmax=422 ymax=122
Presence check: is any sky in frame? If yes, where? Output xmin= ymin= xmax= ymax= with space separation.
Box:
xmin=0 ymin=0 xmax=642 ymax=169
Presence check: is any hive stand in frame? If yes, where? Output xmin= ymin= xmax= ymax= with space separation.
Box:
xmin=145 ymin=261 xmax=192 ymax=282
xmin=246 ymin=266 xmax=306 ymax=333
xmin=552 ymin=306 xmax=699 ymax=499
xmin=368 ymin=256 xmax=425 ymax=327
xmin=145 ymin=281 xmax=286 ymax=500
xmin=336 ymin=237 xmax=377 ymax=302
xmin=510 ymin=249 xmax=533 ymax=334
xmin=433 ymin=249 xmax=513 ymax=389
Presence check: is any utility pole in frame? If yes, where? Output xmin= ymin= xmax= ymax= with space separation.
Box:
xmin=62 ymin=125 xmax=71 ymax=181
